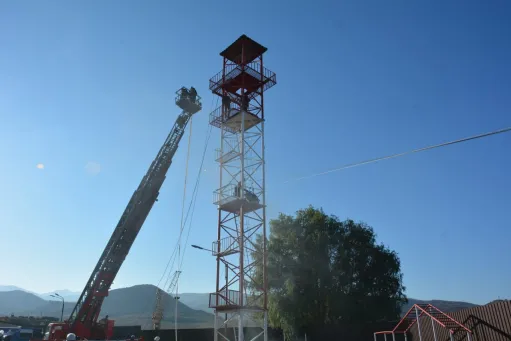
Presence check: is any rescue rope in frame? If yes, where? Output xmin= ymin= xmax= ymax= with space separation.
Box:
xmin=144 ymin=95 xmax=218 ymax=330
xmin=175 ymin=114 xmax=194 ymax=341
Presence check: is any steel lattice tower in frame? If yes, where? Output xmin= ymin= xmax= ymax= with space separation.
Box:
xmin=208 ymin=35 xmax=276 ymax=341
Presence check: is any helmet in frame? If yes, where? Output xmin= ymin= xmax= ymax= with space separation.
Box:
xmin=0 ymin=331 xmax=4 ymax=336
xmin=130 ymin=335 xmax=136 ymax=340
xmin=154 ymin=337 xmax=160 ymax=341
xmin=66 ymin=333 xmax=77 ymax=341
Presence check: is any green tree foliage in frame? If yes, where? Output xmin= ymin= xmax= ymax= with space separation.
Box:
xmin=252 ymin=206 xmax=407 ymax=340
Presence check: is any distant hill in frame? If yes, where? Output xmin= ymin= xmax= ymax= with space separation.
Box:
xmin=0 ymin=285 xmax=213 ymax=328
xmin=0 ymin=286 xmax=80 ymax=302
xmin=0 ymin=285 xmax=484 ymax=327
xmin=0 ymin=286 xmax=30 ymax=293
xmin=176 ymin=293 xmax=480 ymax=316
xmin=39 ymin=290 xmax=81 ymax=302
xmin=101 ymin=285 xmax=214 ymax=328
xmin=0 ymin=290 xmax=60 ymax=315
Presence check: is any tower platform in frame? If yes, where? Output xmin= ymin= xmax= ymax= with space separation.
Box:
xmin=210 ymin=106 xmax=263 ymax=133
xmin=209 ymin=290 xmax=265 ymax=312
xmin=215 ymin=148 xmax=240 ymax=164
xmin=209 ymin=64 xmax=276 ymax=98
xmin=212 ymin=236 xmax=239 ymax=257
xmin=209 ymin=35 xmax=275 ymax=97
xmin=214 ymin=183 xmax=262 ymax=214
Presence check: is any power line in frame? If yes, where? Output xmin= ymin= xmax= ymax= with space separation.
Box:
xmin=285 ymin=126 xmax=511 ymax=183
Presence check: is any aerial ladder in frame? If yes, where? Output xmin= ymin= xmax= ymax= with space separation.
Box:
xmin=44 ymin=87 xmax=202 ymax=341
xmin=152 ymin=270 xmax=181 ymax=330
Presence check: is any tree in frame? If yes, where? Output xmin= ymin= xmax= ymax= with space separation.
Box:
xmin=252 ymin=206 xmax=407 ymax=340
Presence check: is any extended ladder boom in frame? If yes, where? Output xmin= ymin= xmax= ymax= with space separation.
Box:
xmin=68 ymin=88 xmax=201 ymax=338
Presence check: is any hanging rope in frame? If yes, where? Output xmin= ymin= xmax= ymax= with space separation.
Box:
xmin=177 ymin=96 xmax=218 ymax=270
xmin=144 ymin=95 xmax=218 ymax=330
xmin=178 ymin=117 xmax=194 ymax=264
xmin=178 ymin=124 xmax=213 ymax=270
xmin=175 ymin=115 xmax=194 ymax=340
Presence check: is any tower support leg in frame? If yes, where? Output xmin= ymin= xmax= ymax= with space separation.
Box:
xmin=263 ymin=311 xmax=268 ymax=341
xmin=214 ymin=310 xmax=219 ymax=341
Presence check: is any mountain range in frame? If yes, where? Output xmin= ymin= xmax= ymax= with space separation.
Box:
xmin=0 ymin=285 xmax=213 ymax=328
xmin=169 ymin=293 xmax=480 ymax=315
xmin=0 ymin=286 xmax=81 ymax=302
xmin=0 ymin=285 xmax=481 ymax=328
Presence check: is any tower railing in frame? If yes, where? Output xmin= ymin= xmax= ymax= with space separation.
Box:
xmin=213 ymin=183 xmax=240 ymax=206
xmin=209 ymin=290 xmax=264 ymax=310
xmin=209 ymin=62 xmax=277 ymax=96
xmin=209 ymin=103 xmax=263 ymax=132
xmin=209 ymin=290 xmax=242 ymax=308
xmin=212 ymin=236 xmax=239 ymax=256
xmin=213 ymin=183 xmax=261 ymax=207
xmin=209 ymin=105 xmax=240 ymax=133
xmin=215 ymin=148 xmax=240 ymax=164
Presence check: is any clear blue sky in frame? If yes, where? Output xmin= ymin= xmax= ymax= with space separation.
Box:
xmin=1 ymin=0 xmax=510 ymax=305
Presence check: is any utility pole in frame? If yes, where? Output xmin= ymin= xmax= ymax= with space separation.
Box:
xmin=50 ymin=294 xmax=64 ymax=322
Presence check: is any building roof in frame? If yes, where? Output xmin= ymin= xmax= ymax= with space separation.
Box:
xmin=393 ymin=304 xmax=472 ymax=333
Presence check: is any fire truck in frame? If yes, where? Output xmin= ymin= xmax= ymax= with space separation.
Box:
xmin=43 ymin=88 xmax=201 ymax=341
